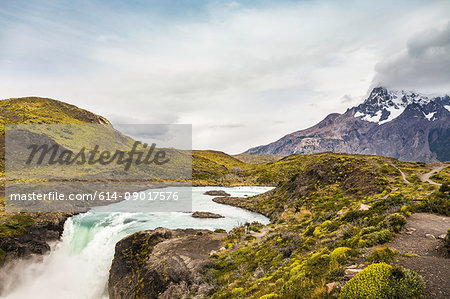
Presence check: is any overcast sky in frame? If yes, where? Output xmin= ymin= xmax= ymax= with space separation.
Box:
xmin=1 ymin=0 xmax=449 ymax=153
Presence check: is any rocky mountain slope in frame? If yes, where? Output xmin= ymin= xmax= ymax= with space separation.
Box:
xmin=244 ymin=87 xmax=450 ymax=162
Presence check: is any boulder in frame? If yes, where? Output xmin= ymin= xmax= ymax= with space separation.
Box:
xmin=192 ymin=211 xmax=224 ymax=218
xmin=108 ymin=228 xmax=223 ymax=299
xmin=203 ymin=190 xmax=230 ymax=196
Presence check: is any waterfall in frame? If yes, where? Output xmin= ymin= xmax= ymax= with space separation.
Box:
xmin=0 ymin=186 xmax=272 ymax=299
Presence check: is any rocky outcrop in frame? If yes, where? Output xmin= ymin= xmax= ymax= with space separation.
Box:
xmin=203 ymin=190 xmax=230 ymax=196
xmin=108 ymin=228 xmax=222 ymax=299
xmin=244 ymin=87 xmax=450 ymax=162
xmin=192 ymin=211 xmax=224 ymax=218
xmin=0 ymin=212 xmax=71 ymax=267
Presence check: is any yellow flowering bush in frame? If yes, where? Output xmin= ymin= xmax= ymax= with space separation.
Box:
xmin=339 ymin=263 xmax=424 ymax=299
xmin=330 ymin=247 xmax=357 ymax=264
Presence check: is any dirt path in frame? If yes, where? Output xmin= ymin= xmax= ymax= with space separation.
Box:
xmin=390 ymin=164 xmax=410 ymax=184
xmin=249 ymin=226 xmax=270 ymax=243
xmin=419 ymin=163 xmax=449 ymax=186
xmin=388 ymin=213 xmax=450 ymax=299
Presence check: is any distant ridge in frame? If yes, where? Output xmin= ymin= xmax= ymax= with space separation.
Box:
xmin=244 ymin=87 xmax=450 ymax=162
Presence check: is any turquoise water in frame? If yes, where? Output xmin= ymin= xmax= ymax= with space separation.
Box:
xmin=1 ymin=186 xmax=272 ymax=299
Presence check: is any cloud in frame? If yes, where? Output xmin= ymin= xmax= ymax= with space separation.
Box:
xmin=373 ymin=21 xmax=450 ymax=93
xmin=1 ymin=1 xmax=450 ymax=153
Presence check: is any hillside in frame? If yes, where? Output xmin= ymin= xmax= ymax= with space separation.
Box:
xmin=110 ymin=152 xmax=450 ymax=298
xmin=233 ymin=154 xmax=283 ymax=164
xmin=206 ymin=156 xmax=450 ymax=298
xmin=244 ymin=87 xmax=450 ymax=162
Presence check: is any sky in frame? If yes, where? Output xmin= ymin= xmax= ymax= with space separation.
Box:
xmin=1 ymin=0 xmax=449 ymax=153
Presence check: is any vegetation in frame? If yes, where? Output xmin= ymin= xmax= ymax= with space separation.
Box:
xmin=367 ymin=247 xmax=398 ymax=263
xmin=340 ymin=263 xmax=425 ymax=299
xmin=200 ymin=153 xmax=447 ymax=298
xmin=233 ymin=154 xmax=283 ymax=164
xmin=1 ymin=97 xmax=449 ymax=298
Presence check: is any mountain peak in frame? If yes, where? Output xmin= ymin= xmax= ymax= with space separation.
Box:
xmin=354 ymin=87 xmax=449 ymax=124
xmin=244 ymin=86 xmax=450 ymax=162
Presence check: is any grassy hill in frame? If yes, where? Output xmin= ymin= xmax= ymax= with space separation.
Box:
xmin=233 ymin=153 xmax=283 ymax=164
xmin=206 ymin=155 xmax=449 ymax=298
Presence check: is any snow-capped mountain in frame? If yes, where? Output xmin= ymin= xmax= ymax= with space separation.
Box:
xmin=352 ymin=87 xmax=449 ymax=124
xmin=244 ymin=87 xmax=450 ymax=162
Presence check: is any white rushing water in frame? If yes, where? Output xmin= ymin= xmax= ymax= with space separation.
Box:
xmin=0 ymin=186 xmax=271 ymax=299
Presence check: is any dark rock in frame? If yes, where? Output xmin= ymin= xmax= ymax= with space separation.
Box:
xmin=108 ymin=228 xmax=222 ymax=299
xmin=192 ymin=211 xmax=224 ymax=218
xmin=0 ymin=212 xmax=71 ymax=267
xmin=203 ymin=190 xmax=230 ymax=196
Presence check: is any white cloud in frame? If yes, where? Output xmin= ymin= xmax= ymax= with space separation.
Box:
xmin=1 ymin=0 xmax=449 ymax=153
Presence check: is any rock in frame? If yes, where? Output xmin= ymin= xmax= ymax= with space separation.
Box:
xmin=425 ymin=233 xmax=436 ymax=239
xmin=0 ymin=213 xmax=71 ymax=268
xmin=405 ymin=227 xmax=416 ymax=235
xmin=243 ymin=87 xmax=450 ymax=163
xmin=326 ymin=282 xmax=338 ymax=293
xmin=438 ymin=234 xmax=446 ymax=240
xmin=203 ymin=190 xmax=230 ymax=196
xmin=108 ymin=228 xmax=222 ymax=299
xmin=345 ymin=268 xmax=363 ymax=275
xmin=337 ymin=210 xmax=347 ymax=216
xmin=192 ymin=211 xmax=224 ymax=218
xmin=358 ymin=204 xmax=371 ymax=211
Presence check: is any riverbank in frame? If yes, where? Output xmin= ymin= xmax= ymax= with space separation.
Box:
xmin=0 ymin=186 xmax=271 ymax=298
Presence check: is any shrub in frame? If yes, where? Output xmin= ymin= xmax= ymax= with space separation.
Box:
xmin=231 ymin=287 xmax=244 ymax=296
xmin=260 ymin=293 xmax=280 ymax=299
xmin=330 ymin=247 xmax=358 ymax=264
xmin=367 ymin=247 xmax=398 ymax=263
xmin=246 ymin=221 xmax=264 ymax=233
xmin=399 ymin=206 xmax=411 ymax=217
xmin=214 ymin=228 xmax=226 ymax=233
xmin=360 ymin=229 xmax=393 ymax=247
xmin=424 ymin=196 xmax=450 ymax=216
xmin=385 ymin=214 xmax=406 ymax=233
xmin=339 ymin=263 xmax=424 ymax=299
xmin=391 ymin=267 xmax=426 ymax=298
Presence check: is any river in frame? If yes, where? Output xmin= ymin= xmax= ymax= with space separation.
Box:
xmin=0 ymin=186 xmax=272 ymax=299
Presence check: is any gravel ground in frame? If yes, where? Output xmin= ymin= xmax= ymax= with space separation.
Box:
xmin=388 ymin=213 xmax=450 ymax=299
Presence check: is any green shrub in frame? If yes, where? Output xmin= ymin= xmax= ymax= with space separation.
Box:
xmin=360 ymin=226 xmax=377 ymax=235
xmin=360 ymin=229 xmax=393 ymax=247
xmin=367 ymin=247 xmax=398 ymax=263
xmin=339 ymin=263 xmax=424 ymax=299
xmin=246 ymin=221 xmax=264 ymax=232
xmin=330 ymin=247 xmax=358 ymax=264
xmin=214 ymin=228 xmax=226 ymax=233
xmin=399 ymin=206 xmax=411 ymax=217
xmin=424 ymin=196 xmax=450 ymax=216
xmin=385 ymin=214 xmax=406 ymax=233
xmin=259 ymin=293 xmax=280 ymax=299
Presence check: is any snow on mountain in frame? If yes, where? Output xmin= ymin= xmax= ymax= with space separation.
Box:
xmin=244 ymin=86 xmax=450 ymax=162
xmin=353 ymin=87 xmax=448 ymax=124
